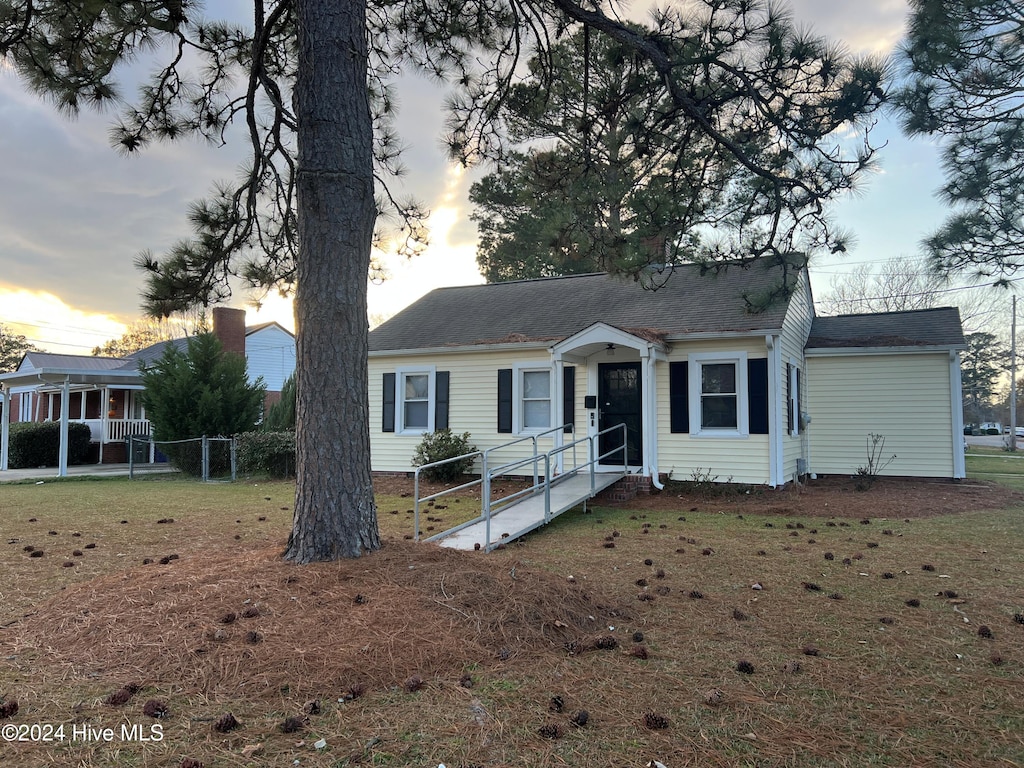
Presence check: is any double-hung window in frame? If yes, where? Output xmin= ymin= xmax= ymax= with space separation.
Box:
xmin=396 ymin=367 xmax=434 ymax=434
xmin=382 ymin=367 xmax=449 ymax=434
xmin=688 ymin=352 xmax=749 ymax=437
xmin=515 ymin=365 xmax=552 ymax=433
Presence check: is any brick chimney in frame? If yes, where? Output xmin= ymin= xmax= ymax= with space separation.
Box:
xmin=212 ymin=307 xmax=246 ymax=357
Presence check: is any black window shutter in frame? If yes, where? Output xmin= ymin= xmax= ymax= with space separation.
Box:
xmin=434 ymin=371 xmax=450 ymax=431
xmin=563 ymin=366 xmax=575 ymax=433
xmin=669 ymin=361 xmax=689 ymax=433
xmin=748 ymin=358 xmax=769 ymax=435
xmin=787 ymin=363 xmax=794 ymax=433
xmin=382 ymin=372 xmax=396 ymax=433
xmin=497 ymin=369 xmax=513 ymax=433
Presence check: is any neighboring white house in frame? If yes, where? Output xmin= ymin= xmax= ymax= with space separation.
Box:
xmin=0 ymin=307 xmax=296 ymax=473
xmin=367 ymin=263 xmax=966 ymax=486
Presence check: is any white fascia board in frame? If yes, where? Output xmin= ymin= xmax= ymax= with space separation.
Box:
xmin=664 ymin=329 xmax=784 ymax=343
xmin=805 ymin=345 xmax=966 ymax=357
xmin=0 ymin=368 xmax=143 ymax=390
xmin=368 ymin=341 xmax=552 ymax=358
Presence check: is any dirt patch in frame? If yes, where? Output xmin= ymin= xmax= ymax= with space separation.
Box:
xmin=629 ymin=475 xmax=1024 ymax=519
xmin=375 ymin=473 xmax=1023 ymax=520
xmin=8 ymin=541 xmax=626 ymax=699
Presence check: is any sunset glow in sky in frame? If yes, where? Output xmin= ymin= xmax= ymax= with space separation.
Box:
xmin=0 ymin=0 xmax=965 ymax=354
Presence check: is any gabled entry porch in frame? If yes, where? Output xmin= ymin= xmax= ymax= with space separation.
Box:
xmin=550 ymin=322 xmax=667 ymax=484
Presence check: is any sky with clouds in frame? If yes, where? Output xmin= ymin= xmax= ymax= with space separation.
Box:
xmin=0 ymin=0 xmax=973 ymax=354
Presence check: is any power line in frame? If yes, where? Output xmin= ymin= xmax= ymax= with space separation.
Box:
xmin=819 ymin=276 xmax=1024 ymax=307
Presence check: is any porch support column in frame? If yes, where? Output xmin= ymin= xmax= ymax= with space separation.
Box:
xmin=552 ymin=353 xmax=565 ymax=474
xmin=58 ymin=377 xmax=70 ymax=477
xmin=643 ymin=349 xmax=663 ymax=488
xmin=1 ymin=386 xmax=10 ymax=471
xmin=99 ymin=386 xmax=108 ymax=464
xmin=640 ymin=346 xmax=653 ymax=479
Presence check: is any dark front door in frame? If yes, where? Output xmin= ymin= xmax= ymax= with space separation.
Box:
xmin=598 ymin=362 xmax=642 ymax=466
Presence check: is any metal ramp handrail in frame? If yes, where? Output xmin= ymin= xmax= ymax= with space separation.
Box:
xmin=417 ymin=423 xmax=628 ymax=550
xmin=413 ymin=424 xmax=570 ymax=543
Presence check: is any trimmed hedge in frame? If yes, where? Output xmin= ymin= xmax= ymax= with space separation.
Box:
xmin=8 ymin=421 xmax=92 ymax=469
xmin=236 ymin=430 xmax=296 ymax=478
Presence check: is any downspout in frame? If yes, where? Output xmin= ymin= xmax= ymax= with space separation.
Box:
xmin=645 ymin=347 xmax=664 ymax=490
xmin=1 ymin=386 xmax=9 ymax=471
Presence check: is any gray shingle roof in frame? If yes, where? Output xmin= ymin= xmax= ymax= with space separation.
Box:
xmin=369 ymin=263 xmax=797 ymax=352
xmin=19 ymin=352 xmax=126 ymax=372
xmin=121 ymin=338 xmax=189 ymax=369
xmin=806 ymin=307 xmax=965 ymax=349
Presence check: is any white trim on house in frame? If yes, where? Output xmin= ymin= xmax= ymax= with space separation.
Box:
xmin=688 ymin=351 xmax=750 ymax=438
xmin=512 ymin=361 xmax=554 ymax=435
xmin=644 ymin=352 xmax=662 ymax=487
xmin=664 ymin=330 xmax=785 ymax=342
xmin=769 ymin=335 xmax=783 ymax=487
xmin=806 ymin=345 xmax=965 ymax=357
xmin=950 ymin=350 xmax=966 ymax=479
xmin=371 ymin=341 xmax=552 ymax=358
xmin=394 ymin=365 xmax=436 ymax=435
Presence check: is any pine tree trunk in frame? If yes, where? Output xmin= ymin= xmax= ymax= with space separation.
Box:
xmin=285 ymin=0 xmax=381 ymax=562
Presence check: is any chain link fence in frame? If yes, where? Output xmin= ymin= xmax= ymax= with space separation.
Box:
xmin=127 ymin=436 xmax=236 ymax=481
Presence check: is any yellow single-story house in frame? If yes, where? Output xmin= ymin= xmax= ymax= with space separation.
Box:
xmin=368 ymin=262 xmax=966 ymax=487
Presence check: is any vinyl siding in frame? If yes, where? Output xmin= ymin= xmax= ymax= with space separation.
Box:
xmin=246 ymin=326 xmax=296 ymax=392
xmin=805 ymin=352 xmax=955 ymax=477
xmin=656 ymin=338 xmax=773 ymax=485
xmin=779 ymin=274 xmax=814 ymax=480
xmin=370 ymin=348 xmax=577 ymax=475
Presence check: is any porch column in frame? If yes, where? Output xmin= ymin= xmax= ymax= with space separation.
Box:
xmin=640 ymin=348 xmax=653 ymax=478
xmin=99 ymin=386 xmax=108 ymax=464
xmin=1 ymin=386 xmax=9 ymax=471
xmin=58 ymin=377 xmax=70 ymax=477
xmin=552 ymin=354 xmax=564 ymax=474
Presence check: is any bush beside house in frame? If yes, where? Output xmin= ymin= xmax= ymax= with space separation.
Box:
xmin=236 ymin=431 xmax=296 ymax=478
xmin=7 ymin=422 xmax=92 ymax=469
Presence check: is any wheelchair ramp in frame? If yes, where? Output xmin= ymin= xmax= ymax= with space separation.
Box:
xmin=437 ymin=472 xmax=624 ymax=551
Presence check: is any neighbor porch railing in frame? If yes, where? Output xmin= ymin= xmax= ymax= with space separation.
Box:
xmin=105 ymin=418 xmax=151 ymax=442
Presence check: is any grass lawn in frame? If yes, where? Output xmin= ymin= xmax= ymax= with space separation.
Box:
xmin=1 ymin=472 xmax=1023 ymax=767
xmin=967 ymin=449 xmax=1024 ymax=491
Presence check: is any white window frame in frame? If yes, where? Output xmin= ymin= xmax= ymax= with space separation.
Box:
xmin=513 ymin=362 xmax=553 ymax=435
xmin=788 ymin=358 xmax=800 ymax=437
xmin=688 ymin=352 xmax=749 ymax=438
xmin=18 ymin=391 xmax=34 ymax=422
xmin=396 ymin=366 xmax=435 ymax=435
